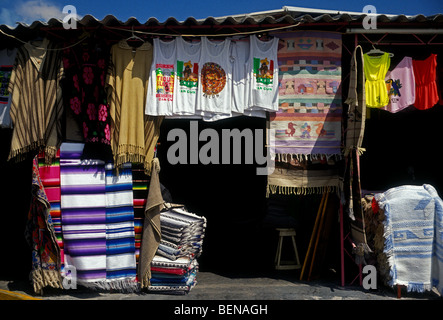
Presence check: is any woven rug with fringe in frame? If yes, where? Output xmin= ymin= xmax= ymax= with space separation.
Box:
xmin=374 ymin=184 xmax=439 ymax=293
xmin=267 ymin=161 xmax=340 ymax=196
xmin=268 ymin=31 xmax=342 ymax=160
xmin=267 ymin=31 xmax=342 ymax=196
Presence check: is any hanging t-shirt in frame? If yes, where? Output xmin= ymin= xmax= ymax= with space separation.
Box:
xmin=145 ymin=38 xmax=176 ymax=116
xmin=0 ymin=48 xmax=17 ymax=128
xmin=231 ymin=38 xmax=266 ymax=118
xmin=382 ymin=56 xmax=416 ymax=113
xmin=363 ymin=52 xmax=391 ymax=108
xmin=246 ymin=35 xmax=279 ymax=112
xmin=173 ymin=37 xmax=201 ymax=116
xmin=196 ymin=37 xmax=233 ymax=117
xmin=231 ymin=39 xmax=248 ymax=114
xmin=412 ymin=53 xmax=439 ymax=110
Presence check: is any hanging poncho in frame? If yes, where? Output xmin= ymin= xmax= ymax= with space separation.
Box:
xmin=106 ymin=40 xmax=163 ymax=174
xmin=8 ymin=38 xmax=64 ymax=163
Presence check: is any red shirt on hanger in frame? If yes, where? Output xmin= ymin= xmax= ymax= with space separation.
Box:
xmin=412 ymin=54 xmax=439 ymax=110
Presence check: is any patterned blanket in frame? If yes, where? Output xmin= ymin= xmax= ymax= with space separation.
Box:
xmin=25 ymin=156 xmax=63 ymax=294
xmin=269 ymin=31 xmax=342 ymax=160
xmin=37 ymin=151 xmax=64 ymax=274
xmin=375 ymin=184 xmax=442 ymax=293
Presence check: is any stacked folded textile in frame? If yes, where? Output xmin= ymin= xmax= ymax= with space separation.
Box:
xmin=148 ymin=255 xmax=198 ymax=294
xmin=148 ymin=206 xmax=206 ymax=294
xmin=159 ymin=207 xmax=206 ymax=260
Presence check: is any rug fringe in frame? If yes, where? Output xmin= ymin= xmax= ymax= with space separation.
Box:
xmin=30 ymin=269 xmax=63 ymax=295
xmin=274 ymin=153 xmax=343 ymax=163
xmin=76 ymin=278 xmax=140 ymax=293
xmin=266 ymin=184 xmax=337 ymax=197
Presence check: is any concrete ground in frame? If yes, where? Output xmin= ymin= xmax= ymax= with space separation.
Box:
xmin=1 ymin=270 xmax=441 ymax=301
xmin=1 ymin=270 xmax=441 ymax=319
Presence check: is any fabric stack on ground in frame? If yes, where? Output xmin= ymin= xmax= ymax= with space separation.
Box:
xmin=148 ymin=206 xmax=206 ymax=295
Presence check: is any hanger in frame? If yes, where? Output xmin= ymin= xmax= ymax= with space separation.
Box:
xmin=125 ymin=26 xmax=145 ymax=49
xmin=367 ymin=45 xmax=394 ymax=57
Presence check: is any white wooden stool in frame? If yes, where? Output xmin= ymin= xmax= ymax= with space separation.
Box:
xmin=275 ymin=228 xmax=301 ymax=270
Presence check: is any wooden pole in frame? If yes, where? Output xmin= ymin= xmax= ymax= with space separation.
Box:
xmin=300 ymin=192 xmax=326 ymax=280
xmin=308 ymin=191 xmax=329 ymax=281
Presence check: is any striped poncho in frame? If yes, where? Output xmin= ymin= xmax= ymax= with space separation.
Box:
xmin=8 ymin=38 xmax=64 ymax=163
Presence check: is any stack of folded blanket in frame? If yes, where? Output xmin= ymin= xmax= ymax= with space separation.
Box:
xmin=148 ymin=206 xmax=206 ymax=294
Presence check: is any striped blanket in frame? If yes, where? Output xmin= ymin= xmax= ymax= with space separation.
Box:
xmin=60 ymin=142 xmax=137 ymax=291
xmin=104 ymin=163 xmax=137 ymax=290
xmin=374 ymin=184 xmax=441 ymax=293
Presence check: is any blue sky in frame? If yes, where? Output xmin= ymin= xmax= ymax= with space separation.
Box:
xmin=0 ymin=0 xmax=442 ymax=27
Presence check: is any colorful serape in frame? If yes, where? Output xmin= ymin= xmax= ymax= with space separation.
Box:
xmin=131 ymin=164 xmax=150 ymax=269
xmin=269 ymin=31 xmax=342 ymax=160
xmin=25 ymin=156 xmax=62 ymax=294
xmin=104 ymin=163 xmax=137 ymax=290
xmin=60 ymin=143 xmax=107 ymax=288
xmin=374 ymin=184 xmax=439 ymax=293
xmin=37 ymin=151 xmax=64 ymax=274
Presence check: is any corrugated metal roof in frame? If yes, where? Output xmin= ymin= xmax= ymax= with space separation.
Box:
xmin=1 ymin=6 xmax=442 ymax=38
